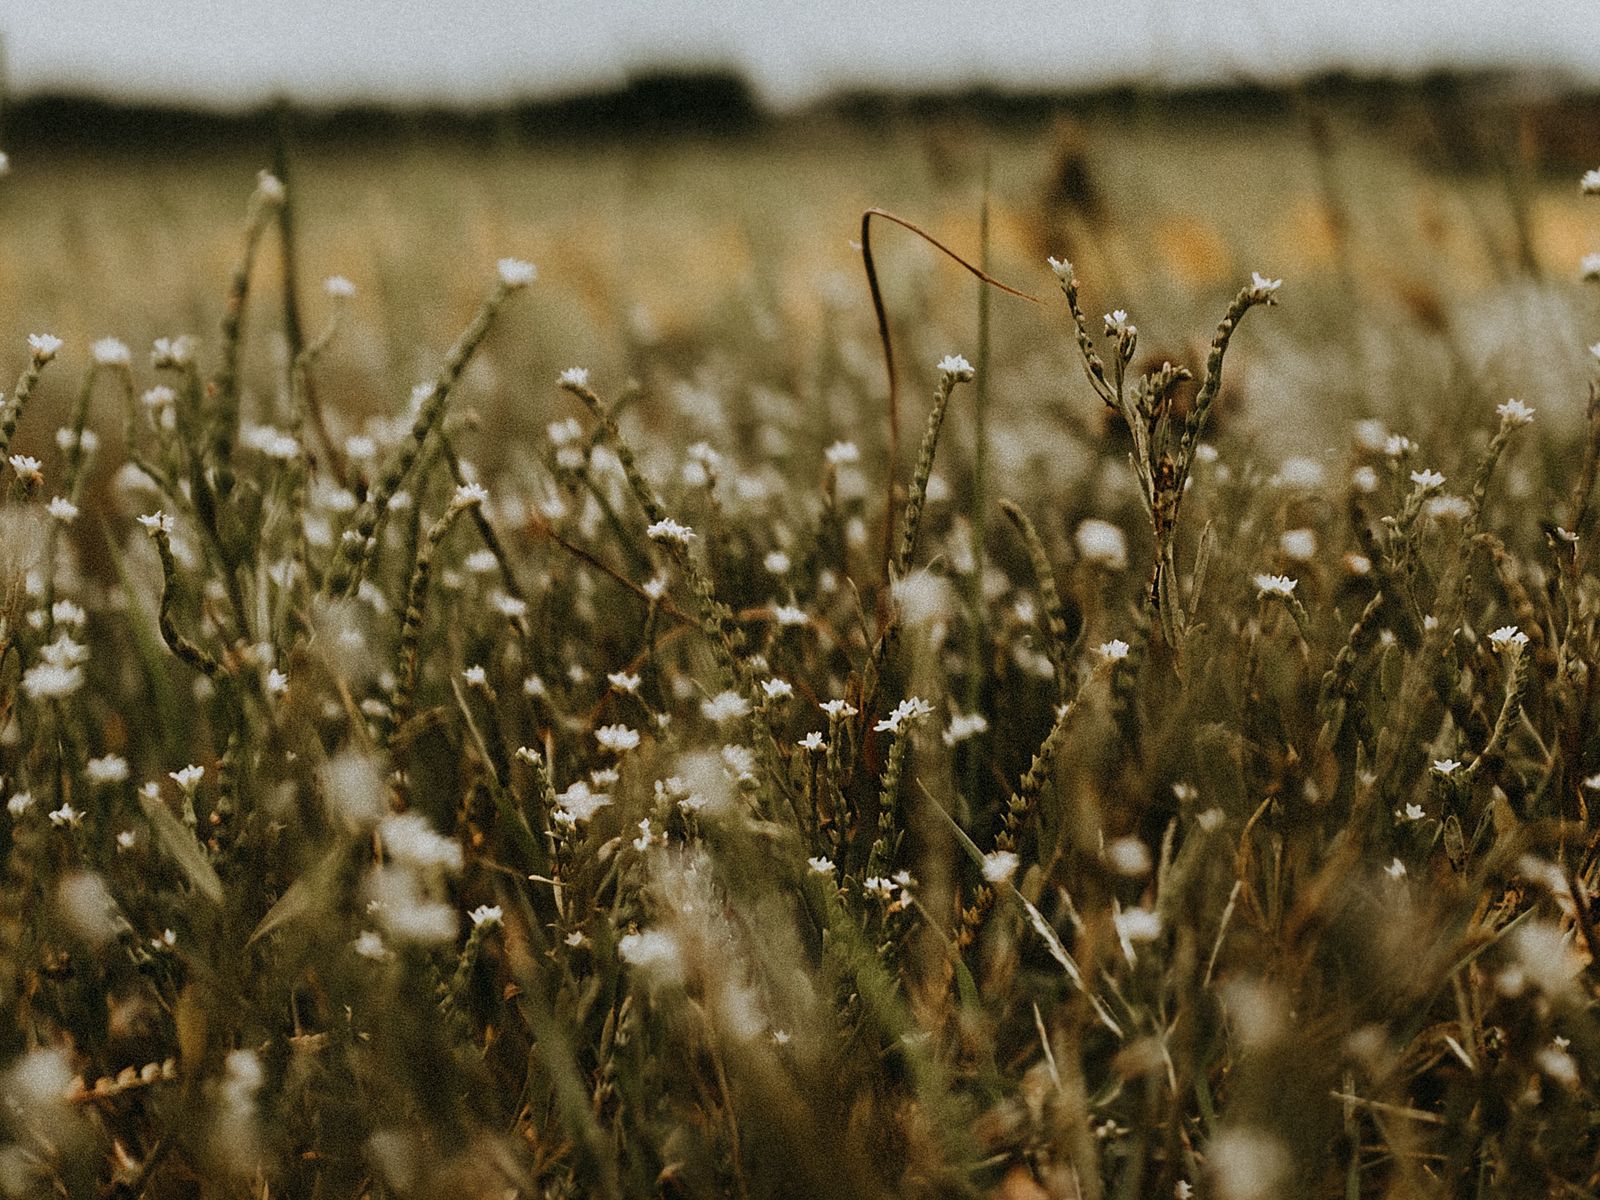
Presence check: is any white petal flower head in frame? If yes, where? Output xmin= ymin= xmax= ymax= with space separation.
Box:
xmin=324 ymin=275 xmax=357 ymax=299
xmin=169 ymin=764 xmax=204 ymax=791
xmin=150 ymin=335 xmax=196 ymax=368
xmin=9 ymin=454 xmax=41 ymax=479
xmin=1279 ymin=528 xmax=1317 ymax=562
xmin=797 ymin=731 xmax=825 ymax=751
xmin=607 ymin=670 xmax=641 ymax=694
xmin=1047 ymin=255 xmax=1074 ymax=281
xmin=255 ymin=171 xmax=286 ymax=203
xmin=22 ymin=663 xmax=83 ymax=701
xmin=1582 ymin=168 xmax=1600 ymax=195
xmin=936 ymin=354 xmax=974 ymax=382
xmin=354 ymin=930 xmax=389 ymax=960
xmin=1384 ymin=857 xmax=1407 ymax=879
xmin=700 ymin=690 xmax=752 ymax=724
xmin=137 ymin=510 xmax=175 ymax=536
xmin=1247 ymin=271 xmax=1283 ymax=302
xmin=823 ymin=440 xmax=860 ymax=466
xmin=453 ymin=482 xmax=489 ymax=508
xmin=28 ymin=333 xmax=62 ymax=363
xmin=760 ymin=677 xmax=793 ymax=701
xmin=468 ymin=904 xmax=503 ymax=928
xmin=1487 ymin=625 xmax=1529 ymax=653
xmin=774 ymin=603 xmax=807 ymax=627
xmin=1114 ymin=907 xmax=1162 ymax=943
xmin=1254 ymin=574 xmax=1298 ymax=598
xmin=1432 ymin=758 xmax=1462 ymax=776
xmin=1496 ymin=398 xmax=1535 ymax=427
xmin=1583 ymin=253 xmax=1600 ymax=282
xmin=47 ymin=497 xmax=78 ymax=524
xmin=1103 ymin=309 xmax=1134 ymax=336
xmin=92 ymin=337 xmax=131 ymax=367
xmin=646 ymin=517 xmax=695 ymax=546
xmin=1075 ymin=518 xmax=1128 ymax=570
xmin=941 ymin=711 xmax=989 ymax=746
xmin=594 ymin=724 xmax=640 ymax=753
xmin=807 ymin=854 xmax=834 ymax=874
xmin=981 ymin=849 xmax=1019 ymax=884
xmin=1403 ymin=802 xmax=1425 ymax=821
xmin=819 ymin=699 xmax=858 ymax=719
xmin=1097 ymin=639 xmax=1131 ymax=662
xmin=496 ymin=257 xmax=537 ymax=288
xmin=558 ymin=366 xmax=589 ymax=388
xmin=86 ymin=755 xmax=130 ymax=785
xmin=1409 ymin=469 xmax=1445 ymax=491
xmin=873 ymin=696 xmax=935 ymax=734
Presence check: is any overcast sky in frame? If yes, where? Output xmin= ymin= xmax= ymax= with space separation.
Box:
xmin=3 ymin=0 xmax=1598 ymax=110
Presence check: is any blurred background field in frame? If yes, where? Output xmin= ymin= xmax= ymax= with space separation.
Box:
xmin=3 ymin=77 xmax=1599 ymax=480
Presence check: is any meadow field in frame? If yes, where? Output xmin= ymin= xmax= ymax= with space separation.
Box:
xmin=0 ymin=86 xmax=1599 ymax=1198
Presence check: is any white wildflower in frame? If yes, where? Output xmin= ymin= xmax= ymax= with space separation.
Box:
xmin=22 ymin=663 xmax=83 ymax=700
xmin=646 ymin=517 xmax=695 ymax=545
xmin=1106 ymin=836 xmax=1151 ymax=877
xmin=1247 ymin=271 xmax=1282 ymax=301
xmin=823 ymin=440 xmax=860 ymax=466
xmin=807 ymin=855 xmax=834 ymax=874
xmin=7 ymin=791 xmax=35 ymax=817
xmin=1384 ymin=858 xmax=1407 ymax=879
xmin=701 ymin=690 xmax=752 ymax=723
xmin=820 ymin=699 xmax=858 ymax=719
xmin=137 ymin=510 xmax=174 ymax=535
xmin=936 ymin=354 xmax=974 ymax=381
xmin=1409 ymin=469 xmax=1445 ymax=491
xmin=1432 ymin=758 xmax=1462 ymax=776
xmin=607 ymin=670 xmax=641 ymax=694
xmin=1098 ymin=639 xmax=1131 ymax=661
xmin=468 ymin=904 xmax=502 ymax=928
xmin=169 ymin=764 xmax=204 ymax=791
xmin=1254 ymin=574 xmax=1297 ymax=598
xmin=797 ymin=731 xmax=825 ymax=751
xmin=774 ymin=602 xmax=807 ymax=626
xmin=379 ymin=813 xmax=463 ymax=874
xmin=760 ymin=677 xmax=793 ymax=701
xmin=46 ymin=497 xmax=78 ymax=523
xmin=941 ymin=711 xmax=989 ymax=746
xmin=981 ymin=850 xmax=1019 ymax=883
xmin=595 ymin=724 xmax=640 ymax=753
xmin=453 ymin=481 xmax=489 ymax=507
xmin=1583 ymin=169 xmax=1600 ymax=195
xmin=354 ymin=930 xmax=389 ymax=960
xmin=1495 ymin=398 xmax=1535 ymax=426
xmin=91 ymin=337 xmax=131 ymax=367
xmin=28 ymin=333 xmax=62 ymax=362
xmin=1047 ymin=255 xmax=1073 ymax=281
xmin=496 ymin=257 xmax=536 ymax=288
xmin=873 ymin=696 xmax=934 ymax=734
xmin=462 ymin=664 xmax=487 ymax=687
xmin=558 ymin=366 xmax=589 ymax=388
xmin=1279 ymin=528 xmax=1316 ymax=561
xmin=1075 ymin=518 xmax=1127 ymax=570
xmin=1487 ymin=625 xmax=1528 ymax=652
xmin=86 ymin=755 xmax=129 ymax=785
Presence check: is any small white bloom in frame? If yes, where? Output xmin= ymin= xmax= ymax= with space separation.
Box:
xmin=28 ymin=333 xmax=62 ymax=362
xmin=807 ymin=855 xmax=834 ymax=874
xmin=763 ymin=550 xmax=791 ymax=575
xmin=823 ymin=440 xmax=860 ymax=466
xmin=558 ymin=367 xmax=589 ymax=388
xmin=820 ymin=699 xmax=858 ymax=719
xmin=1097 ymin=639 xmax=1131 ymax=661
xmin=48 ymin=802 xmax=83 ymax=828
xmin=1384 ymin=857 xmax=1407 ymax=879
xmin=554 ymin=779 xmax=610 ymax=822
xmin=22 ymin=663 xmax=83 ymax=700
xmin=941 ymin=711 xmax=989 ymax=746
xmin=701 ymin=690 xmax=752 ymax=723
xmin=453 ymin=481 xmax=489 ymax=507
xmin=1432 ymin=758 xmax=1461 ymax=776
xmin=266 ymin=668 xmax=289 ymax=696
xmin=150 ymin=336 xmax=195 ymax=368
xmin=1074 ymin=518 xmax=1127 ymax=570
xmin=255 ymin=171 xmax=285 ymax=203
xmin=1103 ymin=309 xmax=1134 ymax=336
xmin=646 ymin=517 xmax=695 ymax=545
xmin=862 ymin=875 xmax=894 ymax=899
xmin=462 ymin=664 xmax=487 ymax=687
xmin=1401 ymin=802 xmax=1425 ymax=821
xmin=936 ymin=354 xmax=974 ymax=381
xmin=1106 ymin=836 xmax=1152 ymax=876
xmin=137 ymin=510 xmax=174 ymax=535
xmin=1409 ymin=469 xmax=1445 ymax=491
xmin=1047 ymin=256 xmax=1073 ymax=281
xmin=1583 ymin=169 xmax=1600 ymax=195
xmin=496 ymin=257 xmax=537 ymax=288
xmin=46 ymin=497 xmax=78 ymax=523
xmin=1247 ymin=271 xmax=1282 ymax=301
xmin=981 ymin=850 xmax=1019 ymax=884
xmin=324 ymin=275 xmax=357 ymax=298
xmin=760 ymin=677 xmax=793 ymax=701
xmin=7 ymin=792 xmax=35 ymax=817
xmin=170 ymin=764 xmax=205 ymax=791
xmin=354 ymin=930 xmax=389 ymax=960
xmin=1487 ymin=625 xmax=1529 ymax=652
xmin=91 ymin=337 xmax=131 ymax=367
xmin=595 ymin=724 xmax=640 ymax=753
xmin=797 ymin=731 xmax=826 ymax=751
xmin=873 ymin=696 xmax=934 ymax=734
xmin=774 ymin=603 xmax=806 ymax=626
xmin=1279 ymin=528 xmax=1316 ymax=561
xmin=1583 ymin=253 xmax=1600 ymax=282
xmin=607 ymin=670 xmax=641 ymax=694
xmin=468 ymin=904 xmax=502 ymax=928
xmin=1350 ymin=465 xmax=1379 ymax=493
xmin=1495 ymin=398 xmax=1535 ymax=426
xmin=1114 ymin=907 xmax=1162 ymax=942
xmin=1254 ymin=574 xmax=1297 ymax=598
xmin=9 ymin=454 xmax=41 ymax=479
xmin=86 ymin=755 xmax=129 ymax=785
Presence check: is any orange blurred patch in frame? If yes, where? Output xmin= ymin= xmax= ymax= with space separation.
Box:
xmin=1150 ymin=214 xmax=1232 ymax=287
xmin=1529 ymin=197 xmax=1594 ymax=275
xmin=1271 ymin=197 xmax=1342 ymax=271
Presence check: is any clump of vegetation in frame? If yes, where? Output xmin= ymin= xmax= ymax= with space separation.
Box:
xmin=1 ymin=158 xmax=1599 ymax=1200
